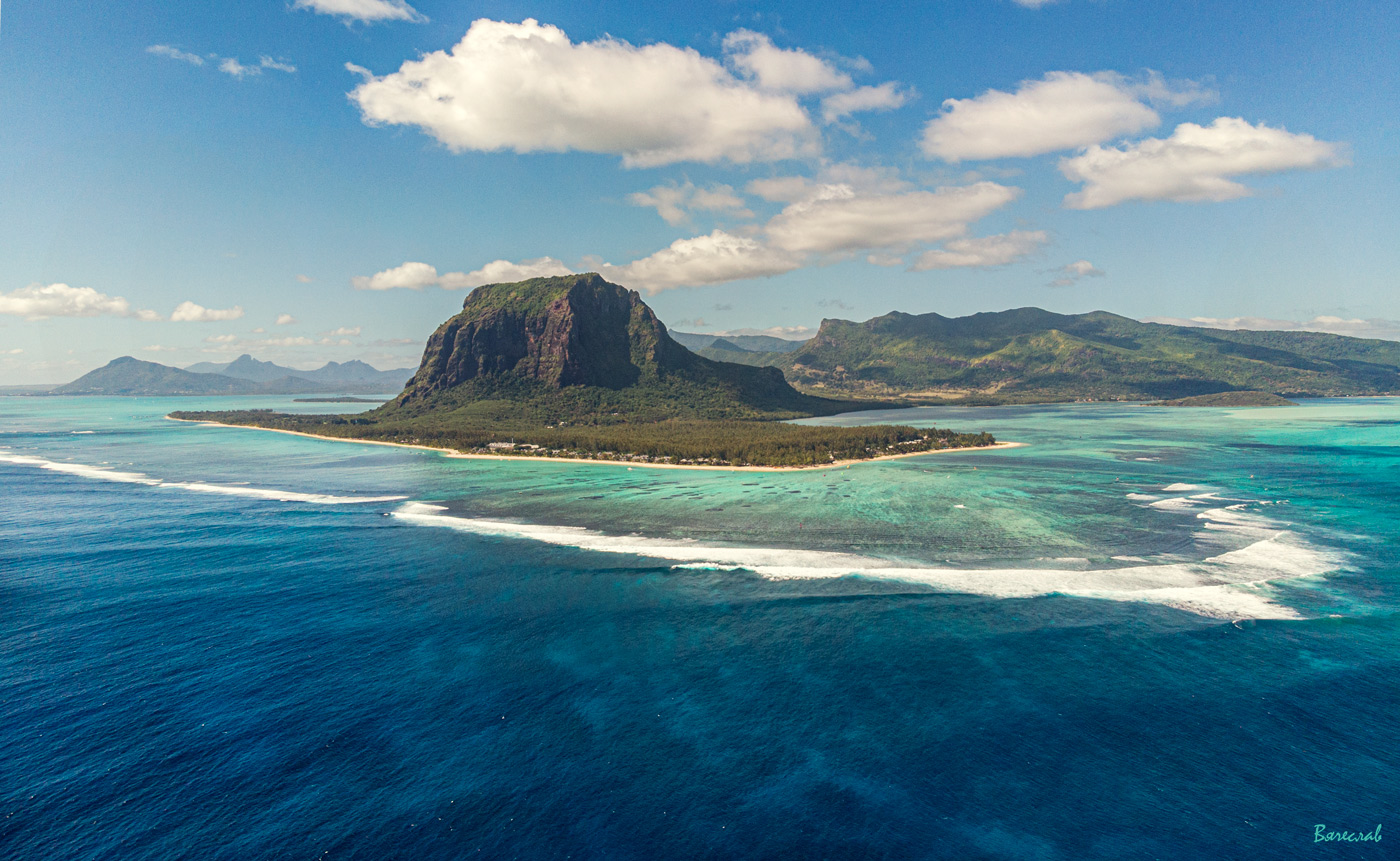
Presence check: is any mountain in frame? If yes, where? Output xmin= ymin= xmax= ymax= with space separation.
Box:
xmin=187 ymin=355 xmax=413 ymax=389
xmin=758 ymin=308 xmax=1400 ymax=401
xmin=53 ymin=357 xmax=290 ymax=395
xmin=170 ymin=276 xmax=995 ymax=466
xmin=376 ymin=273 xmax=847 ymax=423
xmin=669 ymin=332 xmax=808 ymax=353
xmin=55 ymin=357 xmax=407 ymax=396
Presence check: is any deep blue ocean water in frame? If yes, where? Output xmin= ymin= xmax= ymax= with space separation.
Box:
xmin=2 ymin=397 xmax=1398 ymax=858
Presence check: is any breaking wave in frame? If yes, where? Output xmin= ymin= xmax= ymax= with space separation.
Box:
xmin=0 ymin=450 xmax=406 ymax=505
xmin=391 ymin=497 xmax=1344 ymax=621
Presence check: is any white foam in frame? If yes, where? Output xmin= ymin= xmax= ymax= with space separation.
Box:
xmin=392 ymin=502 xmax=1337 ymax=620
xmin=0 ymin=449 xmax=405 ymax=505
xmin=160 ymin=481 xmax=407 ymax=505
xmin=1163 ymin=482 xmax=1204 ymax=491
xmin=0 ymin=451 xmax=160 ymax=485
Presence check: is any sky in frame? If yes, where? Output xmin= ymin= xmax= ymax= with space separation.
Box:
xmin=1 ymin=0 xmax=1397 ymax=383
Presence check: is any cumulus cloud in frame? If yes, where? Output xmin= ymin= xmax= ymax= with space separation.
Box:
xmin=1047 ymin=259 xmax=1106 ymax=287
xmin=1142 ymin=314 xmax=1400 ymax=342
xmin=440 ymin=257 xmax=576 ymax=289
xmin=601 ymin=230 xmax=802 ymax=293
xmin=276 ymin=313 xmax=298 ymax=325
xmin=353 ymin=257 xmax=574 ymax=290
xmin=628 ymin=182 xmax=753 ymax=225
xmin=765 ymin=182 xmax=1019 ymax=254
xmin=912 ymin=230 xmax=1048 ymax=270
xmin=596 ymin=177 xmax=1023 ymax=292
xmin=351 ymin=261 xmax=441 ymax=291
xmin=346 ymin=18 xmax=818 ymax=167
xmin=323 ymin=326 xmax=362 ymax=337
xmin=722 ymin=30 xmax=851 ymax=93
xmin=921 ymin=71 xmax=1211 ymax=162
xmin=822 ymin=83 xmax=911 ymax=123
xmin=170 ymin=301 xmax=245 ymax=322
xmin=1061 ymin=117 xmax=1347 ymax=209
xmin=147 ymin=45 xmax=204 ymax=66
xmin=293 ymin=0 xmax=425 ymax=23
xmin=0 ymin=283 xmax=161 ymax=321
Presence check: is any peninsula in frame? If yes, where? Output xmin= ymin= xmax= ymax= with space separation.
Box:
xmin=171 ymin=274 xmax=995 ymax=467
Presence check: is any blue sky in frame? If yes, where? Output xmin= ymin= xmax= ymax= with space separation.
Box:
xmin=1 ymin=0 xmax=1396 ymax=383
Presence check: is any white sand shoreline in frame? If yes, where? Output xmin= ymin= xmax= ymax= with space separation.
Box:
xmin=165 ymin=416 xmax=1023 ymax=472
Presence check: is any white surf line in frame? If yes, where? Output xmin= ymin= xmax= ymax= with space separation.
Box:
xmin=392 ymin=502 xmax=1340 ymax=621
xmin=0 ymin=449 xmax=406 ymax=505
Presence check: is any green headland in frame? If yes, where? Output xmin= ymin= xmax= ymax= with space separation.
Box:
xmin=172 ymin=274 xmax=994 ymax=467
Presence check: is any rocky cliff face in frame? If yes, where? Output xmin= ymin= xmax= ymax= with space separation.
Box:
xmin=387 ymin=273 xmax=833 ymax=420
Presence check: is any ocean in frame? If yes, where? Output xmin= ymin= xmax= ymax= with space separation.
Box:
xmin=2 ymin=396 xmax=1397 ymax=858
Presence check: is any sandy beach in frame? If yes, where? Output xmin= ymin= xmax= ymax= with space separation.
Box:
xmin=167 ymin=416 xmax=1023 ymax=472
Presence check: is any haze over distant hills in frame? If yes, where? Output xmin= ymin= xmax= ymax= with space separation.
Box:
xmin=51 ymin=355 xmax=413 ymax=396
xmin=185 ymin=355 xmax=413 ymax=390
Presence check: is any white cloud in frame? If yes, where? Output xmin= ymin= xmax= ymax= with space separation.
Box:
xmin=601 ymin=230 xmax=802 ymax=293
xmin=295 ymin=274 xmax=314 ymax=283
xmin=747 ymin=176 xmax=813 ymax=203
xmin=323 ymin=326 xmax=362 ymax=337
xmin=5 ymin=348 xmax=24 ymax=355
xmin=1012 ymin=0 xmax=1060 ymax=7
xmin=1048 ymin=259 xmax=1106 ymax=287
xmin=354 ymin=257 xmax=574 ymax=290
xmin=1142 ymin=315 xmax=1400 ymax=342
xmin=259 ymin=57 xmax=297 ymax=74
xmin=722 ymin=30 xmax=851 ymax=94
xmin=821 ymin=82 xmax=910 ymax=123
xmin=921 ymin=71 xmax=1210 ymax=162
xmin=352 ymin=261 xmax=441 ymax=290
xmin=439 ymin=257 xmax=576 ymax=289
xmin=765 ymin=182 xmax=1020 ymax=254
xmin=708 ymin=325 xmax=816 ymax=339
xmin=147 ymin=45 xmax=204 ymax=66
xmin=217 ymin=56 xmax=297 ymax=79
xmin=205 ymin=334 xmax=239 ymax=344
xmin=218 ymin=58 xmax=257 ymax=79
xmin=347 ymin=18 xmax=817 ymax=167
xmin=628 ymin=182 xmax=753 ymax=225
xmin=141 ymin=345 xmax=180 ymax=352
xmin=170 ymin=301 xmax=244 ymax=322
xmin=913 ymin=230 xmax=1048 ymax=270
xmin=293 ymin=0 xmax=425 ymax=23
xmin=0 ymin=283 xmax=161 ymax=321
xmin=276 ymin=314 xmax=298 ymax=325
xmin=1061 ymin=117 xmax=1347 ymax=209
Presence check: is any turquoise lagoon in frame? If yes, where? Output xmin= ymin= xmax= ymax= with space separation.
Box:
xmin=2 ymin=396 xmax=1397 ymax=857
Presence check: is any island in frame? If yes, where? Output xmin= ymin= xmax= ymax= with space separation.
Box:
xmin=171 ymin=274 xmax=998 ymax=468
xmin=1147 ymin=391 xmax=1299 ymax=407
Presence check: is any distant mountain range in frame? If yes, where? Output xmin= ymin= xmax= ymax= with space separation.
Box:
xmin=699 ymin=307 xmax=1400 ymax=402
xmin=40 ymin=300 xmax=1400 ymax=404
xmin=668 ymin=332 xmax=808 ymax=354
xmin=52 ymin=354 xmax=414 ymax=396
xmin=184 ymin=354 xmax=413 ymax=389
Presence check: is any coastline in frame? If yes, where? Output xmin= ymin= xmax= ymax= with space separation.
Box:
xmin=166 ymin=416 xmax=1023 ymax=472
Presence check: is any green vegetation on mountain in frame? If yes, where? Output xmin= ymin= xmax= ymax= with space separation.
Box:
xmin=731 ymin=308 xmax=1400 ymax=402
xmin=172 ymin=274 xmax=994 ymax=467
xmin=1148 ymin=391 xmax=1298 ymax=407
